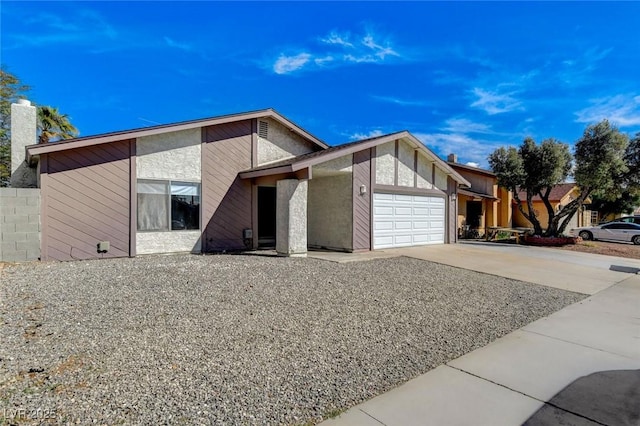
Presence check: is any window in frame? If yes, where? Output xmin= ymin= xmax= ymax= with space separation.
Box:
xmin=137 ymin=180 xmax=200 ymax=232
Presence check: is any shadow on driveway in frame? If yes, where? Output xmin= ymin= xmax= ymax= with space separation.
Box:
xmin=524 ymin=370 xmax=640 ymax=426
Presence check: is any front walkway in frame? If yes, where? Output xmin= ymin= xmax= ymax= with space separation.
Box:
xmin=320 ymin=242 xmax=640 ymax=425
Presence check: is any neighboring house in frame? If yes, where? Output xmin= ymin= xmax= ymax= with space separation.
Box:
xmin=12 ymin=103 xmax=470 ymax=261
xmin=447 ymin=155 xmax=512 ymax=237
xmin=513 ymin=183 xmax=591 ymax=230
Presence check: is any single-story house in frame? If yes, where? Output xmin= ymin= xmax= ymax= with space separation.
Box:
xmin=513 ymin=183 xmax=591 ymax=230
xmin=447 ymin=154 xmax=512 ymax=238
xmin=13 ymin=103 xmax=470 ymax=261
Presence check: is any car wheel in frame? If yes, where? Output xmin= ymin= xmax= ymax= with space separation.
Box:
xmin=632 ymin=235 xmax=640 ymax=245
xmin=579 ymin=230 xmax=593 ymax=241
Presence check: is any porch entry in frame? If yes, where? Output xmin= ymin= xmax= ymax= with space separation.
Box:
xmin=257 ymin=186 xmax=277 ymax=248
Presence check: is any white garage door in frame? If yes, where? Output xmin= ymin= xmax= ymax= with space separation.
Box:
xmin=373 ymin=192 xmax=445 ymax=249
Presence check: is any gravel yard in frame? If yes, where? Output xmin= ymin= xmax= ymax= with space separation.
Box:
xmin=1 ymin=254 xmax=585 ymax=425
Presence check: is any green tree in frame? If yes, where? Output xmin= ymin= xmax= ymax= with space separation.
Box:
xmin=588 ymin=131 xmax=640 ymax=220
xmin=37 ymin=105 xmax=78 ymax=144
xmin=489 ymin=137 xmax=572 ymax=236
xmin=0 ymin=67 xmax=31 ymax=186
xmin=489 ymin=120 xmax=633 ymax=237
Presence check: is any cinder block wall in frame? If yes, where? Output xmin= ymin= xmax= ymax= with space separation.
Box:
xmin=0 ymin=188 xmax=41 ymax=262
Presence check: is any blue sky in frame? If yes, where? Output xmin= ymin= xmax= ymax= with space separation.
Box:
xmin=2 ymin=1 xmax=639 ymax=167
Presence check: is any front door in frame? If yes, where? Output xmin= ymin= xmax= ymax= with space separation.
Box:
xmin=467 ymin=201 xmax=482 ymax=228
xmin=258 ymin=187 xmax=277 ymax=248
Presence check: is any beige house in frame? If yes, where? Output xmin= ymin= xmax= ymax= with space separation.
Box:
xmin=513 ymin=183 xmax=592 ymax=230
xmin=11 ymin=103 xmax=471 ymax=261
xmin=447 ymin=155 xmax=512 ymax=238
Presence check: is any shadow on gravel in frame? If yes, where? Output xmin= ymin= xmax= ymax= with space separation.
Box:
xmin=524 ymin=370 xmax=640 ymax=426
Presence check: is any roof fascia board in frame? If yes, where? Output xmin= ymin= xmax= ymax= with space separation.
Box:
xmin=266 ymin=110 xmax=328 ymax=149
xmin=244 ymin=130 xmax=471 ymax=187
xmin=239 ymin=165 xmax=294 ymax=179
xmin=27 ymin=109 xmax=327 ymax=158
xmin=291 ymin=133 xmax=407 ymax=171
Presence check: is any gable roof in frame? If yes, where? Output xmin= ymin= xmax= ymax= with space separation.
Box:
xmin=239 ymin=131 xmax=471 ymax=187
xmin=517 ymin=183 xmax=577 ymax=202
xmin=26 ymin=108 xmax=327 ymax=162
xmin=448 ymin=162 xmax=496 ymax=178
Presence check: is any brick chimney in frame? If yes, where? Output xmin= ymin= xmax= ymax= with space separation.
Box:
xmin=447 ymin=153 xmax=457 ymax=163
xmin=10 ymin=99 xmax=37 ymax=188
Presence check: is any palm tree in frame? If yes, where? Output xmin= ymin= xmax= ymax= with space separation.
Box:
xmin=37 ymin=106 xmax=78 ymax=144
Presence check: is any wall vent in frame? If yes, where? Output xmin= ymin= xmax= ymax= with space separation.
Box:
xmin=258 ymin=120 xmax=269 ymax=139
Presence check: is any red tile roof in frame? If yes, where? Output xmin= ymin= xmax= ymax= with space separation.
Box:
xmin=517 ymin=183 xmax=576 ymax=202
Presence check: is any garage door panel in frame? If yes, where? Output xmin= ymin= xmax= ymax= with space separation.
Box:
xmin=395 ymin=194 xmax=413 ymax=202
xmin=373 ymin=192 xmax=445 ymax=249
xmin=376 ymin=193 xmax=394 ymax=201
xmin=375 ymin=220 xmax=394 ymax=231
xmin=395 ymin=220 xmax=413 ymax=230
xmin=413 ymin=221 xmax=429 ymax=230
xmin=395 ymin=207 xmax=413 ymax=216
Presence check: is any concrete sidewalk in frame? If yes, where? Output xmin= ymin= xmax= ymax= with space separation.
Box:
xmin=321 ymin=245 xmax=640 ymax=426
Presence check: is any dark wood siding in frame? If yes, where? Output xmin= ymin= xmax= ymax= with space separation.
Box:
xmin=202 ymin=120 xmax=252 ymax=251
xmin=352 ymin=149 xmax=371 ymax=250
xmin=41 ymin=140 xmax=132 ymax=261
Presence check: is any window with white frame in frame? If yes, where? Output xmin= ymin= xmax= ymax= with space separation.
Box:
xmin=137 ymin=180 xmax=200 ymax=231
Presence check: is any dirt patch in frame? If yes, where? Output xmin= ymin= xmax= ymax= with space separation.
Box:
xmin=552 ymin=240 xmax=640 ymax=260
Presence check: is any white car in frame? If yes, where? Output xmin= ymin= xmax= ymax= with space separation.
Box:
xmin=570 ymin=222 xmax=640 ymax=245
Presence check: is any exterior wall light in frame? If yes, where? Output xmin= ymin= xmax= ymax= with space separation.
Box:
xmin=360 ymin=185 xmax=367 ymax=195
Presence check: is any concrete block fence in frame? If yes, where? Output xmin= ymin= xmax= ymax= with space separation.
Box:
xmin=0 ymin=188 xmax=41 ymax=262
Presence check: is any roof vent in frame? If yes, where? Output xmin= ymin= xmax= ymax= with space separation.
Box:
xmin=258 ymin=121 xmax=269 ymax=139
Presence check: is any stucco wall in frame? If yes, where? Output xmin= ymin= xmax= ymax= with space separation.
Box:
xmin=313 ymin=155 xmax=353 ymax=173
xmin=276 ymin=179 xmax=308 ymax=256
xmin=308 ymin=173 xmax=353 ymax=251
xmin=434 ymin=168 xmax=448 ymax=191
xmin=257 ymin=118 xmax=317 ymax=165
xmin=397 ymin=141 xmax=414 ymax=187
xmin=416 ymin=154 xmax=433 ymax=189
xmin=136 ymin=231 xmax=201 ymax=254
xmin=136 ymin=128 xmax=202 ymax=254
xmin=375 ymin=141 xmax=395 ymax=185
xmin=136 ymin=128 xmax=201 ymax=180
xmin=0 ymin=188 xmax=40 ymax=262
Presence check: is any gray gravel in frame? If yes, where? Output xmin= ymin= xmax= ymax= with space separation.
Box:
xmin=0 ymin=254 xmax=586 ymax=425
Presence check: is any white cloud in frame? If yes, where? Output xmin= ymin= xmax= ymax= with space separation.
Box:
xmin=575 ymin=94 xmax=640 ymax=127
xmin=371 ymin=95 xmax=428 ymax=107
xmin=362 ymin=34 xmax=399 ymax=59
xmin=415 ymin=132 xmax=502 ymax=168
xmin=164 ymin=36 xmax=192 ymax=52
xmin=470 ymin=88 xmax=522 ymax=115
xmin=465 ymin=162 xmax=480 ymax=168
xmin=442 ymin=118 xmax=493 ymax=134
xmin=270 ymin=28 xmax=402 ymax=74
xmin=9 ymin=9 xmax=118 ymax=49
xmin=273 ymin=53 xmax=311 ymax=74
xmin=320 ymin=31 xmax=353 ymax=48
xmin=349 ymin=129 xmax=384 ymax=140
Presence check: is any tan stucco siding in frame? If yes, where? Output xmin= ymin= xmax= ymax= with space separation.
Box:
xmin=434 ymin=168 xmax=448 ymax=191
xmin=308 ymin=173 xmax=353 ymax=251
xmin=397 ymin=141 xmax=414 ymax=187
xmin=416 ymin=155 xmax=433 ymax=189
xmin=136 ymin=128 xmax=202 ymax=255
xmin=136 ymin=128 xmax=201 ymax=181
xmin=257 ymin=118 xmax=317 ymax=165
xmin=136 ymin=231 xmax=202 ymax=254
xmin=375 ymin=141 xmax=395 ymax=185
xmin=313 ymin=155 xmax=353 ymax=174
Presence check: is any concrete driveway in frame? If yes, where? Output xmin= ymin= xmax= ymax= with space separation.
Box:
xmin=345 ymin=241 xmax=640 ymax=295
xmin=321 ymin=243 xmax=640 ymax=426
